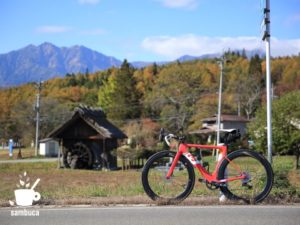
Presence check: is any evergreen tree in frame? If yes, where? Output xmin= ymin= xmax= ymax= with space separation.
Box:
xmin=98 ymin=59 xmax=141 ymax=123
xmin=249 ymin=54 xmax=262 ymax=79
xmin=67 ymin=73 xmax=77 ymax=86
xmin=152 ymin=62 xmax=158 ymax=75
xmin=241 ymin=48 xmax=247 ymax=59
xmin=85 ymin=68 xmax=89 ymax=77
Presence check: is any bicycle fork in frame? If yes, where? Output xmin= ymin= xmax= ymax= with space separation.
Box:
xmin=165 ymin=151 xmax=183 ymax=179
xmin=165 ymin=145 xmax=198 ymax=179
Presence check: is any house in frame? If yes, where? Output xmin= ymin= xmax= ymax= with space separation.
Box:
xmin=201 ymin=114 xmax=249 ymax=136
xmin=39 ymin=138 xmax=59 ymax=157
xmin=48 ymin=106 xmax=127 ymax=170
xmin=190 ymin=114 xmax=249 ymax=143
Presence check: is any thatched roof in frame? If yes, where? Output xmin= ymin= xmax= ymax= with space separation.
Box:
xmin=48 ymin=106 xmax=127 ymax=139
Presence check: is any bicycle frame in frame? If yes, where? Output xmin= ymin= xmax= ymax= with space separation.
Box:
xmin=166 ymin=143 xmax=246 ymax=184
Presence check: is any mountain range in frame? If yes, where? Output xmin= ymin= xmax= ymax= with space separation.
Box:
xmin=0 ymin=42 xmax=265 ymax=87
xmin=0 ymin=43 xmax=123 ymax=87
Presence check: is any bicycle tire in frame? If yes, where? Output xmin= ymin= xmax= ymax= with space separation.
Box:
xmin=141 ymin=150 xmax=195 ymax=202
xmin=218 ymin=149 xmax=273 ymax=203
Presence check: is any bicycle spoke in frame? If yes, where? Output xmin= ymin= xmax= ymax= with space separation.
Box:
xmin=147 ymin=157 xmax=189 ymax=198
xmin=219 ymin=151 xmax=273 ymax=203
xmin=142 ymin=151 xmax=195 ymax=201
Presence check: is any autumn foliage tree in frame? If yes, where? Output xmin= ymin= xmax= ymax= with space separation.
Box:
xmin=144 ymin=61 xmax=219 ymax=131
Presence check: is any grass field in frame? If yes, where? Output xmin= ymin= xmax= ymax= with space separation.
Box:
xmin=0 ymin=147 xmax=37 ymax=160
xmin=0 ymin=155 xmax=299 ymax=206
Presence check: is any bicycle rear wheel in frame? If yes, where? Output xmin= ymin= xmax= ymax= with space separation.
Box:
xmin=141 ymin=150 xmax=195 ymax=202
xmin=218 ymin=149 xmax=273 ymax=203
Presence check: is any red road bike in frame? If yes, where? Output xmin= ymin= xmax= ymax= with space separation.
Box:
xmin=141 ymin=129 xmax=273 ymax=203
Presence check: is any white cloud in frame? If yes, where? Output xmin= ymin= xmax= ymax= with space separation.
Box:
xmin=36 ymin=26 xmax=72 ymax=34
xmin=156 ymin=0 xmax=199 ymax=10
xmin=78 ymin=0 xmax=100 ymax=5
xmin=142 ymin=34 xmax=300 ymax=59
xmin=36 ymin=26 xmax=108 ymax=36
xmin=80 ymin=28 xmax=107 ymax=35
xmin=272 ymin=38 xmax=300 ymax=56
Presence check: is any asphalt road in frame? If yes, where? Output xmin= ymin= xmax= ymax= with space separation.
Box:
xmin=1 ymin=205 xmax=299 ymax=225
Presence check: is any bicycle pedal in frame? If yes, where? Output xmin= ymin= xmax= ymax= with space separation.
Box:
xmin=198 ymin=178 xmax=206 ymax=183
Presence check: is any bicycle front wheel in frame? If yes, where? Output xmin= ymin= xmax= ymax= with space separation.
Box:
xmin=141 ymin=150 xmax=195 ymax=202
xmin=218 ymin=149 xmax=273 ymax=203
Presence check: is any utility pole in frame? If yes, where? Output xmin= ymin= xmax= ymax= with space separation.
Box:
xmin=217 ymin=56 xmax=226 ymax=202
xmin=262 ymin=0 xmax=272 ymax=163
xmin=216 ymin=58 xmax=224 ymax=145
xmin=35 ymin=81 xmax=43 ymax=157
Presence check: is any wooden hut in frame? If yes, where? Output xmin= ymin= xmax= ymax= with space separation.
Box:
xmin=48 ymin=106 xmax=127 ymax=170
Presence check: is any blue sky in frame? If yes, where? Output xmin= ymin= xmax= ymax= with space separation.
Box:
xmin=1 ymin=0 xmax=300 ymax=61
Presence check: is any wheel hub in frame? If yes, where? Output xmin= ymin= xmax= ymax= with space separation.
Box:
xmin=242 ymin=172 xmax=253 ymax=189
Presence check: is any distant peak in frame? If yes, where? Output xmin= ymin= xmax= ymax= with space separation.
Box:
xmin=41 ymin=41 xmax=53 ymax=45
xmin=69 ymin=44 xmax=83 ymax=47
xmin=72 ymin=45 xmax=89 ymax=50
xmin=40 ymin=42 xmax=57 ymax=48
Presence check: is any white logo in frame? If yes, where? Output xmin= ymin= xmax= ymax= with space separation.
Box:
xmin=9 ymin=171 xmax=41 ymax=207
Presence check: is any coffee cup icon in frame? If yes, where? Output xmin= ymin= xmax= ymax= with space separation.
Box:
xmin=14 ymin=189 xmax=41 ymax=206
xmin=9 ymin=173 xmax=41 ymax=207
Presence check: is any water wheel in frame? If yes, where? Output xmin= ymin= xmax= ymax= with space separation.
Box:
xmin=63 ymin=142 xmax=93 ymax=169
